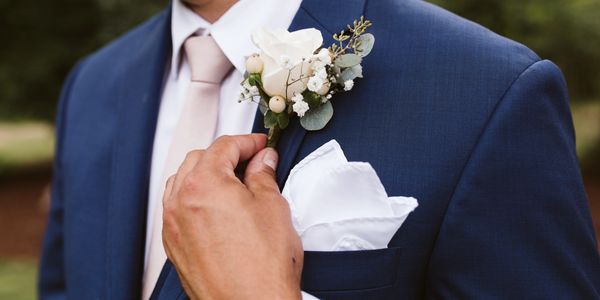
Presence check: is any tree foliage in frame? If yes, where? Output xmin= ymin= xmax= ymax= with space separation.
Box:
xmin=0 ymin=0 xmax=165 ymax=121
xmin=430 ymin=0 xmax=600 ymax=101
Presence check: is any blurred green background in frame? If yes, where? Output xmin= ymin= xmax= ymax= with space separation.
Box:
xmin=0 ymin=0 xmax=599 ymax=299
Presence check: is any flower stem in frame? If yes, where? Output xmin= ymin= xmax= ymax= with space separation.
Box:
xmin=267 ymin=126 xmax=282 ymax=148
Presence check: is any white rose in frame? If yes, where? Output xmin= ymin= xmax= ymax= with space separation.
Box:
xmin=251 ymin=27 xmax=323 ymax=99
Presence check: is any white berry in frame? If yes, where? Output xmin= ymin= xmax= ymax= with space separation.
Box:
xmin=269 ymin=96 xmax=286 ymax=113
xmin=246 ymin=55 xmax=264 ymax=74
xmin=316 ymin=81 xmax=330 ymax=95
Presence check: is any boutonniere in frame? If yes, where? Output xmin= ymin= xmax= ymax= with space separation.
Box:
xmin=238 ymin=17 xmax=375 ymax=148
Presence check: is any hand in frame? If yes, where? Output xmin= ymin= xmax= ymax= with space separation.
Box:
xmin=161 ymin=134 xmax=303 ymax=300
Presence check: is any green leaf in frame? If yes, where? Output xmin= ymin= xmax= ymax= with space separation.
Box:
xmin=355 ymin=33 xmax=375 ymax=57
xmin=248 ymin=74 xmax=262 ymax=86
xmin=277 ymin=112 xmax=290 ymax=129
xmin=302 ymin=91 xmax=322 ymax=109
xmin=334 ymin=54 xmax=362 ymax=68
xmin=341 ymin=64 xmax=363 ymax=82
xmin=300 ymin=101 xmax=334 ymax=131
xmin=331 ymin=66 xmax=343 ymax=83
xmin=264 ymin=110 xmax=278 ymax=128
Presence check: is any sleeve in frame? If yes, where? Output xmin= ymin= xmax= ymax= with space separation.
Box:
xmin=424 ymin=60 xmax=600 ymax=298
xmin=38 ymin=59 xmax=86 ymax=300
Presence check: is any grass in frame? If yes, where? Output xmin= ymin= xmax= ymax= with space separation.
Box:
xmin=571 ymin=100 xmax=600 ymax=160
xmin=0 ymin=259 xmax=37 ymax=300
xmin=0 ymin=122 xmax=54 ymax=175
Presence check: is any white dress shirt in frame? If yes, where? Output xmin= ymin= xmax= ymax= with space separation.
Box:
xmin=146 ymin=0 xmax=302 ymax=263
xmin=145 ymin=2 xmax=323 ymax=298
xmin=146 ymin=2 xmax=318 ymax=298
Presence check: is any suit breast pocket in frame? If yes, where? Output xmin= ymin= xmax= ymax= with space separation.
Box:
xmin=301 ymin=247 xmax=402 ymax=299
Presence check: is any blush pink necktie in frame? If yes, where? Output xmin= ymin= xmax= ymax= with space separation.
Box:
xmin=142 ymin=35 xmax=232 ymax=299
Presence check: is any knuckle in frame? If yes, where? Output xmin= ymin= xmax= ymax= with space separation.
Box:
xmin=162 ymin=202 xmax=176 ymax=226
xmin=215 ymin=135 xmax=234 ymax=146
xmin=161 ymin=217 xmax=176 ymax=241
xmin=181 ymin=195 xmax=207 ymax=215
xmin=247 ymin=173 xmax=278 ymax=193
xmin=180 ymin=174 xmax=200 ymax=194
xmin=185 ymin=149 xmax=205 ymax=161
xmin=244 ymin=172 xmax=261 ymax=184
xmin=178 ymin=177 xmax=214 ymax=211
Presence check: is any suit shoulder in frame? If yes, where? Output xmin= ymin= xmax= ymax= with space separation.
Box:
xmin=369 ymin=0 xmax=540 ymax=75
xmin=79 ymin=9 xmax=169 ymax=72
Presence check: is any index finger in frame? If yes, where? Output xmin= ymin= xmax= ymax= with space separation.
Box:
xmin=203 ymin=134 xmax=267 ymax=174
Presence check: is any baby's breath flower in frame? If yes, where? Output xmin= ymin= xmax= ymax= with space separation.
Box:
xmin=293 ymin=100 xmax=310 ymax=117
xmin=308 ymin=76 xmax=324 ymax=92
xmin=316 ymin=48 xmax=332 ymax=65
xmin=237 ymin=85 xmax=250 ymax=102
xmin=291 ymin=93 xmax=304 ymax=103
xmin=311 ymin=60 xmax=325 ymax=71
xmin=248 ymin=85 xmax=260 ymax=97
xmin=315 ymin=67 xmax=328 ymax=80
xmin=343 ymin=80 xmax=354 ymax=91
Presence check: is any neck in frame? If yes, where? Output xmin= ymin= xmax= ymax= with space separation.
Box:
xmin=183 ymin=0 xmax=238 ymax=23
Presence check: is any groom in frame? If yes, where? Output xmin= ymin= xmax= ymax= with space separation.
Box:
xmin=39 ymin=0 xmax=600 ymax=299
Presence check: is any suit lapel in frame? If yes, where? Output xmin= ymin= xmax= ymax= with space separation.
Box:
xmin=252 ymin=0 xmax=366 ymax=188
xmin=106 ymin=8 xmax=172 ymax=299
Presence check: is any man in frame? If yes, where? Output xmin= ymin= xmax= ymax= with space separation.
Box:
xmin=39 ymin=0 xmax=600 ymax=299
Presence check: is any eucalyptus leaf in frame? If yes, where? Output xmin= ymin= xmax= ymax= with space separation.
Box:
xmin=264 ymin=110 xmax=278 ymax=128
xmin=355 ymin=33 xmax=375 ymax=57
xmin=277 ymin=112 xmax=290 ymax=129
xmin=332 ymin=66 xmax=342 ymax=83
xmin=334 ymin=54 xmax=362 ymax=68
xmin=341 ymin=64 xmax=363 ymax=82
xmin=300 ymin=101 xmax=333 ymax=131
xmin=258 ymin=97 xmax=268 ymax=115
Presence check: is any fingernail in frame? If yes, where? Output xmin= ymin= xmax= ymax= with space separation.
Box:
xmin=262 ymin=148 xmax=278 ymax=170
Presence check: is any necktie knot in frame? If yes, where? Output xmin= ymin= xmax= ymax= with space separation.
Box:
xmin=184 ymin=35 xmax=232 ymax=83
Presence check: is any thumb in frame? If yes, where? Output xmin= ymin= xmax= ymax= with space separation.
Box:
xmin=244 ymin=147 xmax=279 ymax=192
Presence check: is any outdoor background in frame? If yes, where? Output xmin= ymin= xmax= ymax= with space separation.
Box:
xmin=0 ymin=0 xmax=599 ymax=298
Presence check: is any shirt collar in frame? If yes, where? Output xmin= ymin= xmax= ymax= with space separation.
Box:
xmin=170 ymin=0 xmax=302 ymax=79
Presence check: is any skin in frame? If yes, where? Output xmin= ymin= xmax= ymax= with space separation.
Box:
xmin=181 ymin=0 xmax=238 ymax=23
xmin=161 ymin=134 xmax=303 ymax=300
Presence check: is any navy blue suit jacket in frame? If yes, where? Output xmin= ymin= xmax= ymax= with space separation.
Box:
xmin=39 ymin=0 xmax=600 ymax=299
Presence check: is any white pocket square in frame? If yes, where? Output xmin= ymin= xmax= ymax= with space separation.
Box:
xmin=282 ymin=140 xmax=418 ymax=251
